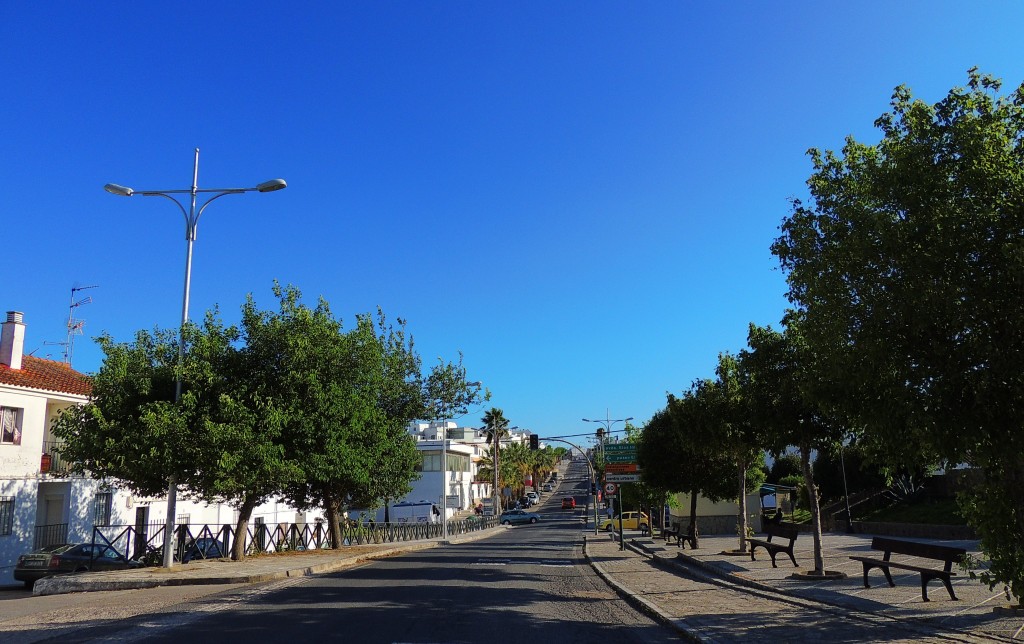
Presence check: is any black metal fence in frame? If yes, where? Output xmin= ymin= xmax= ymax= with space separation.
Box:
xmin=34 ymin=523 xmax=69 ymax=549
xmin=92 ymin=515 xmax=498 ymax=564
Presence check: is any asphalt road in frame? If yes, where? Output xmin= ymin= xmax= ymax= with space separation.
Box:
xmin=12 ymin=463 xmax=676 ymax=643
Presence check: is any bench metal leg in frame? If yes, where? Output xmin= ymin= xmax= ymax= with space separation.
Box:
xmin=921 ymin=572 xmax=958 ymax=601
xmin=861 ymin=562 xmax=896 ymax=589
xmin=786 ymin=549 xmax=797 ymax=567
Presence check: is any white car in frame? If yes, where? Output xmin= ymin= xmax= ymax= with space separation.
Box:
xmin=526 ymin=491 xmax=540 ymax=505
xmin=542 ymin=483 xmax=553 ymax=492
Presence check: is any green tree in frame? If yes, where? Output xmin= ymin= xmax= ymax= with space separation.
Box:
xmin=703 ymin=353 xmax=767 ymax=552
xmin=639 ymin=391 xmax=736 ymax=547
xmin=773 ymin=70 xmax=1024 ymax=600
xmin=53 ymin=326 xmax=204 ymax=498
xmin=743 ymin=321 xmax=847 ymax=575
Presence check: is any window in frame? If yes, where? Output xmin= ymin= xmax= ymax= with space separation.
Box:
xmin=93 ymin=492 xmax=112 ymax=526
xmin=0 ymin=496 xmax=13 ymax=535
xmin=0 ymin=407 xmax=22 ymax=445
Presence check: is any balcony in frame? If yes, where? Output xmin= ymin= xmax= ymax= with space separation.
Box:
xmin=41 ymin=441 xmax=73 ymax=476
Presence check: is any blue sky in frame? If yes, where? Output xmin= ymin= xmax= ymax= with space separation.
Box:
xmin=5 ymin=3 xmax=1023 ymax=442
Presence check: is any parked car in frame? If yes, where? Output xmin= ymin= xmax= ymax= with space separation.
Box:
xmin=600 ymin=511 xmax=650 ymax=532
xmin=182 ymin=537 xmax=227 ymax=563
xmin=542 ymin=483 xmax=553 ymax=492
xmin=518 ymin=496 xmax=534 ymax=508
xmin=525 ymin=491 xmax=540 ymax=505
xmin=561 ymin=497 xmax=576 ymax=509
xmin=14 ymin=543 xmax=143 ymax=588
xmin=499 ymin=509 xmax=541 ymax=525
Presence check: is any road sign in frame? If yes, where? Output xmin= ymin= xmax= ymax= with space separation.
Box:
xmin=604 ymin=444 xmax=637 ymax=454
xmin=605 ymin=453 xmax=637 ymax=463
xmin=605 ymin=473 xmax=641 ymax=483
xmin=604 ymin=443 xmax=637 ymax=464
xmin=605 ymin=463 xmax=639 ymax=473
xmin=604 ymin=482 xmax=618 ymax=495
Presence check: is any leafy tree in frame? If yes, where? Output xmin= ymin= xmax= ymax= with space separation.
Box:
xmin=53 ymin=326 xmax=204 ymax=497
xmin=701 ymin=353 xmax=767 ymax=552
xmin=639 ymin=391 xmax=736 ymax=547
xmin=768 ymin=453 xmax=802 ymax=484
xmin=189 ymin=309 xmax=304 ymax=560
xmin=743 ymin=321 xmax=847 ymax=574
xmin=811 ymin=443 xmax=887 ymax=503
xmin=773 ymin=70 xmax=1024 ymax=600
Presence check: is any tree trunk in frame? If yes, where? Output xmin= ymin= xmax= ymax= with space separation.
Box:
xmin=383 ymin=498 xmax=390 ymax=524
xmin=325 ymin=497 xmax=344 ymax=549
xmin=493 ymin=433 xmax=501 ymax=512
xmin=231 ymin=494 xmax=258 ymax=561
xmin=801 ymin=443 xmax=825 ymax=573
xmin=687 ymin=487 xmax=700 ymax=549
xmin=737 ymin=458 xmax=749 ymax=552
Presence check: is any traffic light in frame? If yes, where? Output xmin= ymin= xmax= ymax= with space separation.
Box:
xmin=591 ymin=482 xmax=597 ymax=494
xmin=529 ymin=434 xmax=539 ymax=450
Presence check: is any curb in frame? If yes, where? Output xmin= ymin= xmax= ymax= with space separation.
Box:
xmin=583 ymin=534 xmax=703 ymax=643
xmin=626 ymin=539 xmax=1008 ymax=644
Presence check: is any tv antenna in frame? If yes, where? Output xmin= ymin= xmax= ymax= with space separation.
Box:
xmin=62 ymin=285 xmax=98 ymax=367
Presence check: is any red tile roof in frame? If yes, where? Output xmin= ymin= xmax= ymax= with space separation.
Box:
xmin=0 ymin=356 xmax=92 ymax=397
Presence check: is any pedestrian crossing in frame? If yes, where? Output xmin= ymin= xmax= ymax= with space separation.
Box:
xmin=470 ymin=558 xmax=574 ymax=568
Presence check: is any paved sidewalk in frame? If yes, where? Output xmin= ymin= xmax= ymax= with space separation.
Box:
xmin=31 ymin=529 xmax=494 ymax=596
xmin=585 ymin=529 xmax=1024 ymax=642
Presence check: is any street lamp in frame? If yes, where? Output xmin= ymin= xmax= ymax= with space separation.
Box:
xmin=440 ymin=381 xmax=482 ymax=541
xmin=105 ymin=148 xmax=286 ymax=567
xmin=583 ymin=411 xmax=633 ymax=550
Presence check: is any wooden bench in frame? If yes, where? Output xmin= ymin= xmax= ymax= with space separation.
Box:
xmin=663 ymin=522 xmax=698 ymax=549
xmin=849 ymin=537 xmax=967 ymax=601
xmin=748 ymin=522 xmax=799 ymax=568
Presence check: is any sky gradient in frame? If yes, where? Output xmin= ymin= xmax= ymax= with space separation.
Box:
xmin=6 ymin=3 xmax=1024 ymax=443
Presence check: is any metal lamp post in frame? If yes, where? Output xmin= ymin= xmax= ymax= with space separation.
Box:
xmin=105 ymin=148 xmax=286 ymax=567
xmin=583 ymin=411 xmax=633 ymax=549
xmin=440 ymin=381 xmax=482 ymax=541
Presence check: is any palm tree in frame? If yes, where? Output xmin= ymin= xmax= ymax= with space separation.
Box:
xmin=482 ymin=408 xmax=509 ymax=510
xmin=531 ymin=447 xmax=557 ymax=492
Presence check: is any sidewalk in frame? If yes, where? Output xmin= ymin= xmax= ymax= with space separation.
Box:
xmin=585 ymin=528 xmax=1024 ymax=642
xmin=31 ymin=529 xmax=492 ymax=596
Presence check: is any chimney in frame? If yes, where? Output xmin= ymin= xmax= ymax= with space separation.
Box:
xmin=1 ymin=311 xmax=25 ymax=370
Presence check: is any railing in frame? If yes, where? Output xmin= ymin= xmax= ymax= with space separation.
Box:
xmin=92 ymin=515 xmax=499 ymax=563
xmin=34 ymin=522 xmax=69 ymax=549
xmin=41 ymin=441 xmax=74 ymax=476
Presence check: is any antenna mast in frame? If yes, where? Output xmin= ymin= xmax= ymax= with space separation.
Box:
xmin=64 ymin=285 xmax=98 ymax=367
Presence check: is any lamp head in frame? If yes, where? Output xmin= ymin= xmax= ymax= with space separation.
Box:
xmin=104 ymin=183 xmax=134 ymax=197
xmin=256 ymin=179 xmax=287 ymax=193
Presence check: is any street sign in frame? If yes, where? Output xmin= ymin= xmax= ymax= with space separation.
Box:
xmin=605 ymin=453 xmax=637 ymax=463
xmin=605 ymin=473 xmax=641 ymax=483
xmin=604 ymin=444 xmax=637 ymax=454
xmin=604 ymin=482 xmax=618 ymax=495
xmin=604 ymin=443 xmax=637 ymax=464
xmin=605 ymin=463 xmax=639 ymax=473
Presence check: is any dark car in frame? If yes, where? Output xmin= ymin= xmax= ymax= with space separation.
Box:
xmin=137 ymin=537 xmax=228 ymax=565
xmin=182 ymin=537 xmax=227 ymax=563
xmin=14 ymin=543 xmax=143 ymax=588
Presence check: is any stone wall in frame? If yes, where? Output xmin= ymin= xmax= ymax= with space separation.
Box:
xmin=839 ymin=520 xmax=976 ymax=540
